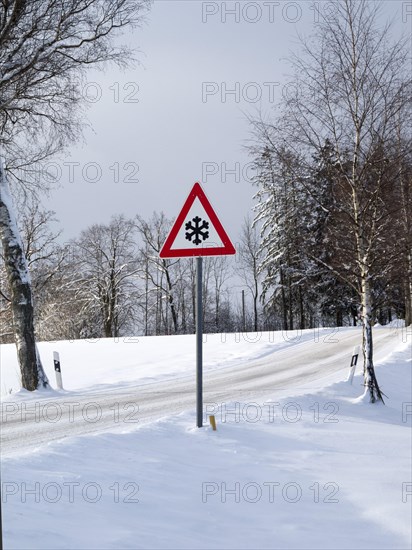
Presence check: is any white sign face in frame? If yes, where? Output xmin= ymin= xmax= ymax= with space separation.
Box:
xmin=170 ymin=197 xmax=225 ymax=250
xmin=159 ymin=182 xmax=236 ymax=259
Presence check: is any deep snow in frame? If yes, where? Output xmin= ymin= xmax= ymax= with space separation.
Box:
xmin=1 ymin=326 xmax=411 ymax=549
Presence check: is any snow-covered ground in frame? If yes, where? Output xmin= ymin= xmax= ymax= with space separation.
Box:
xmin=1 ymin=330 xmax=299 ymax=396
xmin=1 ymin=325 xmax=411 ymax=549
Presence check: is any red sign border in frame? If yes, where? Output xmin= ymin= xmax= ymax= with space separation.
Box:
xmin=159 ymin=182 xmax=236 ymax=258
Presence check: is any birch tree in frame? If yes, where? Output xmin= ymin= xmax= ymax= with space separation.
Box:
xmin=252 ymin=0 xmax=411 ymax=402
xmin=0 ymin=0 xmax=149 ymax=390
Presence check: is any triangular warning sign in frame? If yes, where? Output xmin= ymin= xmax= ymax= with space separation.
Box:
xmin=159 ymin=182 xmax=236 ymax=258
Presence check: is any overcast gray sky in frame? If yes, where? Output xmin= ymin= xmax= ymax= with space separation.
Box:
xmin=42 ymin=0 xmax=410 ymax=244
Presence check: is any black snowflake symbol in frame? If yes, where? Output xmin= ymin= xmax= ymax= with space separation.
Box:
xmin=185 ymin=216 xmax=210 ymax=246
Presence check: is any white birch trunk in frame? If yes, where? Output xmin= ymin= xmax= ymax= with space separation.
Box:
xmin=0 ymin=158 xmax=48 ymax=391
xmin=361 ymin=275 xmax=384 ymax=403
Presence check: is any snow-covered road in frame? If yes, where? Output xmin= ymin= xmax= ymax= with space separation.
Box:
xmin=0 ymin=327 xmax=401 ymax=457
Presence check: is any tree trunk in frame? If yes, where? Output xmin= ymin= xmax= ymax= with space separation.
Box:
xmin=299 ymin=285 xmax=305 ymax=330
xmin=144 ymin=255 xmax=149 ymax=336
xmin=361 ymin=276 xmax=384 ymax=403
xmin=404 ymin=257 xmax=412 ymax=327
xmin=280 ymin=267 xmax=288 ymax=330
xmin=0 ymin=160 xmax=48 ymax=391
xmin=215 ymin=288 xmax=220 ymax=332
xmin=351 ymin=306 xmax=358 ymax=327
xmin=288 ymin=275 xmax=293 ymax=331
xmin=398 ymin=130 xmax=412 ymax=327
xmin=181 ymin=290 xmax=187 ymax=333
xmin=253 ymin=280 xmax=258 ymax=333
xmin=163 ymin=260 xmax=178 ymax=333
xmin=192 ymin=262 xmax=196 ymax=334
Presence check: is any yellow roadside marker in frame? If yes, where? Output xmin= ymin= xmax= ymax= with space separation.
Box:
xmin=209 ymin=415 xmax=217 ymax=431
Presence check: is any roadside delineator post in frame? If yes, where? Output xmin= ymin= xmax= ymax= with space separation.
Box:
xmin=53 ymin=351 xmax=63 ymax=390
xmin=347 ymin=345 xmax=360 ymax=385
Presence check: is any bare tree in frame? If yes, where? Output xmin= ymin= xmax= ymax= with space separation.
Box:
xmin=209 ymin=256 xmax=231 ymax=332
xmin=0 ymin=0 xmax=149 ymax=390
xmin=135 ymin=213 xmax=181 ymax=334
xmin=237 ymin=218 xmax=261 ymax=332
xmin=73 ymin=215 xmax=140 ymax=338
xmin=251 ymin=0 xmax=411 ymax=402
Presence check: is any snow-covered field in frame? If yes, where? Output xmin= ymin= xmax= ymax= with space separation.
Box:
xmin=1 ymin=326 xmax=411 ymax=549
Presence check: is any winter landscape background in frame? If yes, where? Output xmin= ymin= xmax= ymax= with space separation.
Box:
xmin=1 ymin=1 xmax=411 ymax=549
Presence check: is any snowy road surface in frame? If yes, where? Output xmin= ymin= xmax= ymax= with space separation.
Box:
xmin=1 ymin=327 xmax=401 ymax=457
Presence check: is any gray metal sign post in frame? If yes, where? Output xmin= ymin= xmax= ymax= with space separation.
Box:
xmin=196 ymin=256 xmax=203 ymax=428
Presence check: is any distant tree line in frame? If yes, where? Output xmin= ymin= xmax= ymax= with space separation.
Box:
xmin=0 ymin=206 xmax=266 ymax=343
xmin=1 ymin=179 xmax=409 ymax=346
